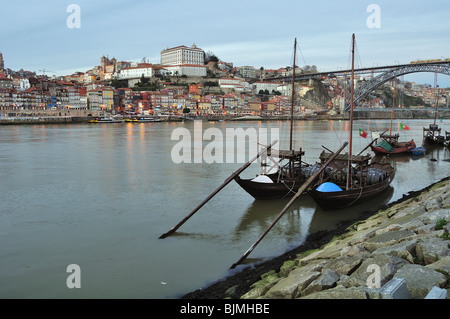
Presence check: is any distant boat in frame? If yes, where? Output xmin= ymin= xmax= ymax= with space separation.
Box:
xmin=411 ymin=146 xmax=426 ymax=156
xmin=370 ymin=79 xmax=415 ymax=155
xmin=90 ymin=117 xmax=124 ymax=123
xmin=370 ymin=132 xmax=416 ymax=155
xmin=308 ymin=34 xmax=396 ymax=210
xmin=423 ymin=74 xmax=445 ymax=146
xmin=125 ymin=117 xmax=161 ymax=123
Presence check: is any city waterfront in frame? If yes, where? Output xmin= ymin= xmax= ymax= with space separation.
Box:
xmin=1 ymin=119 xmax=449 ymax=298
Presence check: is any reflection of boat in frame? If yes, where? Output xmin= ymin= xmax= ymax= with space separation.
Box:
xmin=235 ymin=38 xmax=313 ymax=200
xmin=308 ymin=34 xmax=396 ymax=211
xmin=90 ymin=117 xmax=124 ymax=123
xmin=445 ymin=131 xmax=450 ymax=148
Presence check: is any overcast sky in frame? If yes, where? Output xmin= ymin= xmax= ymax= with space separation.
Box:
xmin=1 ymin=0 xmax=449 ymax=87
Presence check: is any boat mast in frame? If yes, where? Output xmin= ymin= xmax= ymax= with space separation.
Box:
xmin=433 ymin=73 xmax=439 ymax=125
xmin=390 ymin=78 xmax=397 ymax=135
xmin=289 ymin=38 xmax=297 ymax=152
xmin=347 ymin=33 xmax=355 ymax=191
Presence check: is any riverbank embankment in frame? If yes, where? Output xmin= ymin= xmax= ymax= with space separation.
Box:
xmin=1 ymin=108 xmax=449 ymax=125
xmin=183 ymin=176 xmax=450 ymax=299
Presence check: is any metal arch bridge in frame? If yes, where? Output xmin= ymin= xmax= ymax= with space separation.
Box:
xmin=267 ymin=61 xmax=450 ymax=111
xmin=345 ymin=61 xmax=450 ymax=111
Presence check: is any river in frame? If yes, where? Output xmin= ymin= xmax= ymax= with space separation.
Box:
xmin=0 ymin=119 xmax=449 ymax=298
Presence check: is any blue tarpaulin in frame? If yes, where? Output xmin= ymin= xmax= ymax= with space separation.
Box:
xmin=316 ymin=182 xmax=343 ymax=192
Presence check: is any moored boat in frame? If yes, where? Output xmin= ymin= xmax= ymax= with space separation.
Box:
xmin=308 ymin=152 xmax=395 ymax=210
xmin=90 ymin=117 xmax=124 ymax=123
xmin=370 ymin=133 xmax=416 ymax=155
xmin=235 ymin=38 xmax=314 ymax=200
xmin=308 ymin=33 xmax=396 ymax=210
xmin=411 ymin=146 xmax=426 ymax=156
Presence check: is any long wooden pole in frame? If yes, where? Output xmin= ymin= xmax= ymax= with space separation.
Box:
xmin=230 ymin=141 xmax=349 ymax=269
xmin=159 ymin=140 xmax=279 ymax=239
xmin=347 ymin=33 xmax=355 ymax=191
xmin=289 ymin=38 xmax=296 ymax=152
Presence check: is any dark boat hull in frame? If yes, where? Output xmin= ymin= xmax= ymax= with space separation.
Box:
xmin=370 ymin=140 xmax=416 ymax=155
xmin=234 ymin=175 xmax=307 ymax=200
xmin=308 ymin=170 xmax=395 ymax=210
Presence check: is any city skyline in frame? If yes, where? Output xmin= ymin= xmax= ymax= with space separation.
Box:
xmin=1 ymin=0 xmax=449 ymax=87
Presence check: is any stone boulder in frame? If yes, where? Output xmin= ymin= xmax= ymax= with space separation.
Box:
xmin=349 ymin=254 xmax=408 ymax=288
xmin=300 ymin=269 xmax=340 ymax=296
xmin=394 ymin=264 xmax=447 ymax=299
xmin=416 ymin=237 xmax=450 ymax=265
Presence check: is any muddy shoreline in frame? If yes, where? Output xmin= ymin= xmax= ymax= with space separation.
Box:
xmin=181 ymin=176 xmax=450 ymax=299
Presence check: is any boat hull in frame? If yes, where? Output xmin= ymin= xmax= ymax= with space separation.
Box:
xmin=308 ymin=170 xmax=395 ymax=210
xmin=234 ymin=175 xmax=306 ymax=200
xmin=370 ymin=140 xmax=416 ymax=155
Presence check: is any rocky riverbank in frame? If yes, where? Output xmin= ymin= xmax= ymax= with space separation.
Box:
xmin=183 ymin=176 xmax=450 ymax=299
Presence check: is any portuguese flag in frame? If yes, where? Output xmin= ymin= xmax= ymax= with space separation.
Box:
xmin=400 ymin=123 xmax=410 ymax=130
xmin=359 ymin=128 xmax=368 ymax=138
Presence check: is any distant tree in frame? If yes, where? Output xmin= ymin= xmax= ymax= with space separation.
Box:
xmin=205 ymin=51 xmax=219 ymax=64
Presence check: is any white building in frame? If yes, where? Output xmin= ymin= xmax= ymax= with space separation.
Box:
xmin=161 ymin=44 xmax=205 ymax=66
xmin=218 ymin=77 xmax=250 ymax=92
xmin=160 ymin=44 xmax=207 ymax=77
xmin=163 ymin=64 xmax=206 ymax=77
xmin=118 ymin=64 xmax=156 ymax=80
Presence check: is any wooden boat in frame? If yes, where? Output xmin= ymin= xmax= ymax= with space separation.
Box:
xmin=235 ymin=38 xmax=313 ymax=200
xmin=234 ymin=148 xmax=312 ymax=199
xmin=370 ymin=79 xmax=416 ymax=155
xmin=423 ymin=75 xmax=445 ymax=146
xmin=423 ymin=124 xmax=445 ymax=146
xmin=308 ymin=152 xmax=395 ymax=210
xmin=370 ymin=132 xmax=416 ymax=155
xmin=90 ymin=117 xmax=124 ymax=123
xmin=411 ymin=146 xmax=426 ymax=156
xmin=308 ymin=34 xmax=396 ymax=210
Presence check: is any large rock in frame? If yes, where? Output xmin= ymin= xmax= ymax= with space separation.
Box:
xmin=349 ymin=254 xmax=408 ymax=288
xmin=394 ymin=264 xmax=447 ymax=299
xmin=264 ymin=261 xmax=325 ymax=299
xmin=322 ymin=255 xmax=363 ymax=277
xmin=419 ymin=208 xmax=450 ymax=225
xmin=426 ymin=256 xmax=450 ymax=274
xmin=371 ymin=239 xmax=417 ymax=263
xmin=241 ymin=271 xmax=280 ymax=299
xmin=416 ymin=238 xmax=450 ymax=265
xmin=364 ymin=230 xmax=416 ymax=252
xmin=264 ymin=269 xmax=320 ymax=299
xmin=301 ymin=269 xmax=340 ymax=297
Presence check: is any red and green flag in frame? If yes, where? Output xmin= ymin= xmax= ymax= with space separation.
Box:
xmin=359 ymin=128 xmax=368 ymax=138
xmin=400 ymin=123 xmax=410 ymax=130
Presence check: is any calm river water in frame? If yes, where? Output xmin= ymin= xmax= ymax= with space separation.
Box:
xmin=0 ymin=119 xmax=449 ymax=298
